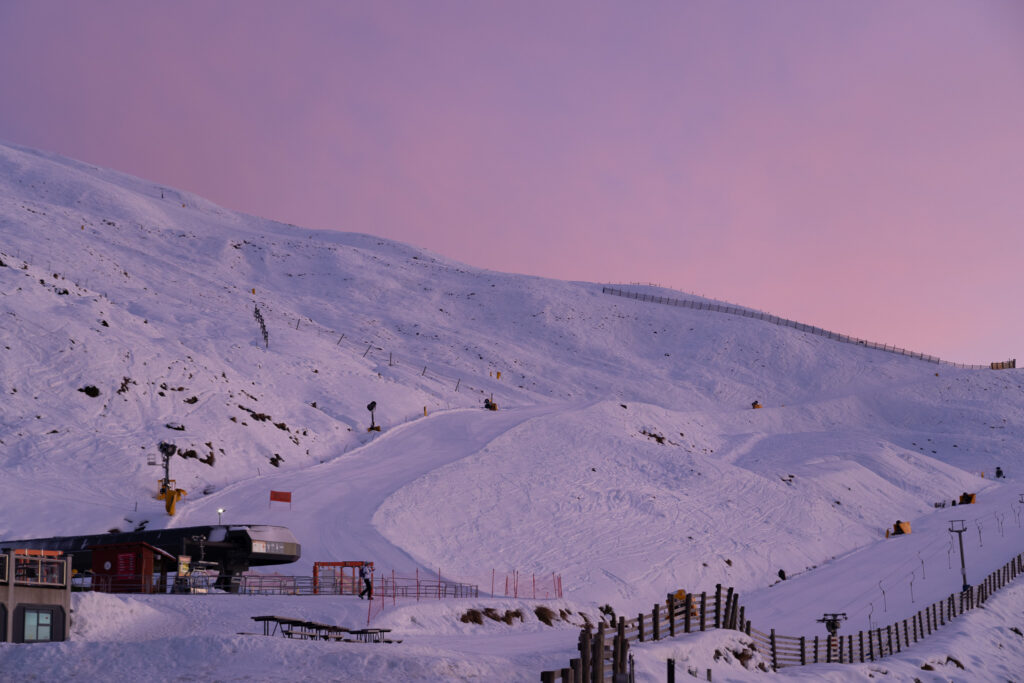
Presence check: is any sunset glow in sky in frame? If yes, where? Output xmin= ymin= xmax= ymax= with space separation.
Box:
xmin=2 ymin=1 xmax=1022 ymax=363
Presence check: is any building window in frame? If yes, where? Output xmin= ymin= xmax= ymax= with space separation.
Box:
xmin=13 ymin=605 xmax=65 ymax=643
xmin=14 ymin=556 xmax=66 ymax=587
xmin=24 ymin=609 xmax=53 ymax=641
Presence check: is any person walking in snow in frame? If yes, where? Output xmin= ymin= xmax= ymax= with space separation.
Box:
xmin=359 ymin=563 xmax=373 ymax=600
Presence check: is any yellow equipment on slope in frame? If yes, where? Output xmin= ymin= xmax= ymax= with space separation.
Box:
xmin=156 ymin=479 xmax=188 ymax=515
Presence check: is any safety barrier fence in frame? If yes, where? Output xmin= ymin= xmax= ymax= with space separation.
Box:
xmin=601 ymin=287 xmax=1012 ymax=371
xmin=747 ymin=549 xmax=1024 ymax=669
xmin=238 ymin=572 xmax=479 ymax=598
xmin=70 ymin=572 xmax=479 ymax=598
xmin=540 ymin=549 xmax=1024 ymax=680
xmin=492 ymin=570 xmax=564 ymax=600
xmin=72 ymin=573 xmax=218 ymax=593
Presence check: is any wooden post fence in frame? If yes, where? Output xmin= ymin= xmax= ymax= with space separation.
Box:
xmin=539 ymin=559 xmax=1024 ymax=679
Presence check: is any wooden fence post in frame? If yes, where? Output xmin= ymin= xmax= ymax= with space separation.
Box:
xmin=838 ymin=634 xmax=844 ymax=663
xmin=770 ymin=629 xmax=778 ymax=670
xmin=700 ymin=592 xmax=707 ymax=631
xmin=858 ymin=631 xmax=865 ymax=662
xmin=638 ymin=613 xmax=645 ymax=642
xmin=667 ymin=658 xmax=675 ymax=683
xmin=579 ymin=628 xmax=591 ymax=683
xmin=594 ymin=623 xmax=605 ymax=682
xmin=620 ymin=638 xmax=629 ymax=678
xmin=723 ymin=587 xmax=733 ymax=630
xmin=668 ymin=594 xmax=676 ymax=637
xmin=800 ymin=636 xmax=806 ymax=665
xmin=617 ymin=617 xmax=626 ymax=674
xmin=541 ymin=671 xmax=555 ymax=683
xmin=685 ymin=594 xmax=692 ymax=633
xmin=849 ymin=634 xmax=854 ymax=662
xmin=570 ymin=659 xmax=581 ymax=683
xmin=612 ymin=619 xmax=621 ymax=675
xmin=887 ymin=624 xmax=894 ymax=655
xmin=826 ymin=634 xmax=832 ymax=663
xmin=814 ymin=635 xmax=819 ymax=663
xmin=560 ymin=667 xmax=571 ymax=682
xmin=653 ymin=603 xmax=660 ymax=641
xmin=714 ymin=584 xmax=722 ymax=628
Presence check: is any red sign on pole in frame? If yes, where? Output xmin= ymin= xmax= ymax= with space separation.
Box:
xmin=269 ymin=490 xmax=292 ymax=508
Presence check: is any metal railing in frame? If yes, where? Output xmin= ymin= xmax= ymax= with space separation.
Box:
xmin=69 ymin=572 xmax=479 ymax=598
xmin=72 ymin=573 xmax=219 ymax=594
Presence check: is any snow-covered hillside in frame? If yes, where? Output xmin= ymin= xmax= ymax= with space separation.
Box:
xmin=2 ymin=141 xmax=1023 ymax=680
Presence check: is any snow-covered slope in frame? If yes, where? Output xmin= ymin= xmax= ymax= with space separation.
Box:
xmin=2 ymin=141 xmax=1023 ymax=680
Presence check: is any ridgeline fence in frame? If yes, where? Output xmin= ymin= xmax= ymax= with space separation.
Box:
xmin=540 ymin=549 xmax=1024 ymax=680
xmin=602 ymin=287 xmax=1015 ymax=371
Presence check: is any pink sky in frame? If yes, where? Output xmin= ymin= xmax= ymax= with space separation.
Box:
xmin=1 ymin=1 xmax=1022 ymax=364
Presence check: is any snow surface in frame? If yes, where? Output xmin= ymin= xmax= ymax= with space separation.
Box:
xmin=2 ymin=140 xmax=1024 ymax=680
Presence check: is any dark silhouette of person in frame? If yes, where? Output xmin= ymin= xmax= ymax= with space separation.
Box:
xmin=359 ymin=563 xmax=373 ymax=600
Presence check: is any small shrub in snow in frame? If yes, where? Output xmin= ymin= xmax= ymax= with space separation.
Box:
xmin=535 ymin=606 xmax=556 ymax=626
xmin=78 ymin=385 xmax=101 ymax=397
xmin=460 ymin=609 xmax=483 ymax=625
xmin=502 ymin=609 xmax=523 ymax=625
xmin=479 ymin=608 xmax=522 ymax=625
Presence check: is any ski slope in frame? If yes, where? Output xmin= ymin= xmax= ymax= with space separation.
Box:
xmin=2 ymin=140 xmax=1024 ymax=680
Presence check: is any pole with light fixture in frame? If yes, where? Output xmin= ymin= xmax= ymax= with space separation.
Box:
xmin=949 ymin=519 xmax=969 ymax=592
